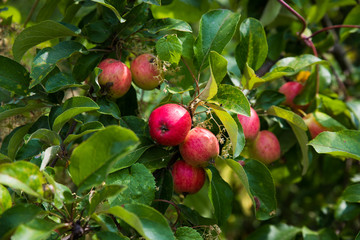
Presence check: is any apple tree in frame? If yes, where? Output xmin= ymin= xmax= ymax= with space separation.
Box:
xmin=0 ymin=0 xmax=360 ymax=239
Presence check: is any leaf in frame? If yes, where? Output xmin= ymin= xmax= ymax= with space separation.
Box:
xmin=308 ymin=130 xmax=360 ymax=160
xmin=199 ymin=51 xmax=227 ymax=100
xmin=7 ymin=124 xmax=32 ymax=160
xmin=146 ymin=18 xmax=192 ymax=34
xmin=40 ymin=146 xmax=60 ymax=171
xmin=194 ymin=9 xmax=241 ymax=70
xmin=293 ymin=71 xmax=316 ymax=106
xmin=175 ymin=227 xmax=202 ymax=240
xmin=313 ymin=111 xmax=347 ymax=131
xmin=12 ymin=218 xmax=65 ymax=240
xmin=289 ymin=122 xmax=309 ymax=175
xmin=156 ymin=34 xmax=183 ymax=64
xmin=30 ymin=41 xmax=86 ymax=88
xmin=241 ymin=63 xmax=265 ymax=90
xmin=247 ymin=223 xmax=301 ymax=240
xmin=260 ymin=0 xmax=282 ymax=26
xmin=342 ymin=183 xmax=360 ymax=203
xmin=97 ymin=98 xmax=121 ymax=120
xmin=107 ymin=164 xmax=156 ymax=206
xmin=13 ymin=20 xmax=79 ymax=61
xmin=0 ymin=55 xmax=30 ymax=95
xmin=268 ymin=106 xmax=307 ymax=131
xmin=0 ymin=100 xmax=47 ymax=122
xmin=52 ymin=96 xmax=99 ymax=132
xmin=36 ymin=0 xmax=58 ymax=22
xmin=91 ymin=0 xmax=125 ymax=23
xmin=137 ymin=147 xmax=173 ymax=172
xmin=117 ymin=3 xmax=149 ymax=39
xmin=0 ymin=204 xmax=43 ymax=238
xmin=88 ymin=184 xmax=125 ymax=215
xmin=206 ymin=166 xmax=233 ymax=226
xmin=0 ymin=184 xmax=12 ymax=215
xmin=26 ymin=129 xmax=61 ymax=146
xmin=83 ymin=20 xmax=112 ymax=43
xmin=210 ymin=104 xmax=238 ymax=156
xmin=72 ymin=52 xmax=103 ymax=82
xmin=255 ymin=90 xmax=286 ymax=110
xmin=103 ymin=204 xmax=175 ymax=240
xmin=68 ymin=126 xmax=139 ymax=193
xmin=152 ymin=169 xmax=173 ymax=213
xmin=63 ymin=121 xmax=105 ymax=145
xmin=44 ymin=72 xmax=86 ymax=93
xmin=340 ymin=5 xmax=360 ymax=41
xmin=261 ymin=66 xmax=295 ymax=82
xmin=231 ymin=114 xmax=246 ymax=158
xmin=143 ymin=0 xmax=161 ymax=5
xmin=209 ymin=84 xmax=250 ymax=116
xmin=236 ymin=18 xmax=268 ymax=71
xmin=0 ymin=161 xmax=46 ymax=198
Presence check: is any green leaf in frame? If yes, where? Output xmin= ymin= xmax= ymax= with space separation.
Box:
xmin=340 ymin=5 xmax=360 ymax=41
xmin=97 ymin=98 xmax=121 ymax=120
xmin=83 ymin=21 xmax=112 ymax=43
xmin=44 ymin=72 xmax=86 ymax=93
xmin=137 ymin=147 xmax=173 ymax=172
xmin=52 ymin=96 xmax=99 ymax=132
xmin=255 ymin=90 xmax=286 ymax=110
xmin=232 ymin=114 xmax=246 ymax=158
xmin=261 ymin=66 xmax=295 ymax=82
xmin=143 ymin=0 xmax=161 ymax=5
xmin=175 ymin=227 xmax=202 ymax=240
xmin=342 ymin=183 xmax=360 ymax=203
xmin=289 ymin=122 xmax=309 ymax=175
xmin=194 ymin=9 xmax=241 ymax=71
xmin=12 ymin=218 xmax=65 ymax=240
xmin=199 ymin=51 xmax=227 ymax=100
xmin=152 ymin=169 xmax=173 ymax=213
xmin=91 ymin=0 xmax=125 ymax=23
xmin=247 ymin=223 xmax=301 ymax=240
xmin=210 ymin=104 xmax=238 ymax=156
xmin=268 ymin=106 xmax=307 ymax=131
xmin=13 ymin=20 xmax=79 ymax=61
xmin=236 ymin=18 xmax=268 ymax=71
xmin=0 ymin=161 xmax=46 ymax=198
xmin=209 ymin=84 xmax=250 ymax=116
xmin=72 ymin=52 xmax=103 ymax=82
xmin=63 ymin=121 xmax=105 ymax=145
xmin=30 ymin=41 xmax=86 ymax=88
xmin=26 ymin=129 xmax=61 ymax=146
xmin=117 ymin=3 xmax=149 ymax=39
xmin=7 ymin=124 xmax=32 ymax=160
xmin=40 ymin=145 xmax=60 ymax=170
xmin=206 ymin=166 xmax=233 ymax=226
xmin=0 ymin=100 xmax=47 ymax=122
xmin=260 ymin=0 xmax=282 ymax=26
xmin=36 ymin=0 xmax=58 ymax=22
xmin=107 ymin=163 xmax=156 ymax=206
xmin=241 ymin=63 xmax=265 ymax=90
xmin=293 ymin=71 xmax=316 ymax=106
xmin=156 ymin=34 xmax=183 ymax=64
xmin=88 ymin=184 xmax=125 ymax=215
xmin=103 ymin=204 xmax=175 ymax=240
xmin=0 ymin=184 xmax=12 ymax=215
xmin=146 ymin=18 xmax=192 ymax=34
xmin=313 ymin=111 xmax=347 ymax=131
xmin=95 ymin=231 xmax=129 ymax=240
xmin=0 ymin=55 xmax=30 ymax=95
xmin=308 ymin=130 xmax=360 ymax=160
xmin=69 ymin=126 xmax=139 ymax=193
xmin=0 ymin=204 xmax=43 ymax=238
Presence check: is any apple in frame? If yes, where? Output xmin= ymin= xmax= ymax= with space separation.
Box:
xmin=179 ymin=127 xmax=219 ymax=167
xmin=131 ymin=54 xmax=162 ymax=90
xmin=148 ymin=103 xmax=192 ymax=146
xmin=251 ymin=130 xmax=281 ymax=164
xmin=98 ymin=58 xmax=132 ymax=99
xmin=303 ymin=113 xmax=328 ymax=139
xmin=237 ymin=107 xmax=260 ymax=140
xmin=278 ymin=81 xmax=307 ymax=110
xmin=172 ymin=160 xmax=206 ymax=194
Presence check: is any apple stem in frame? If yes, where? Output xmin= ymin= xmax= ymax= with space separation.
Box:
xmin=153 ymin=199 xmax=181 ymax=228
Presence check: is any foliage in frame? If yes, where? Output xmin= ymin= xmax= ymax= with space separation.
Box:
xmin=0 ymin=0 xmax=360 ymax=239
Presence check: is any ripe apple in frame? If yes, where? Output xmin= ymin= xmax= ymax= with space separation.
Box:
xmin=303 ymin=113 xmax=328 ymax=139
xmin=237 ymin=107 xmax=260 ymax=140
xmin=251 ymin=130 xmax=281 ymax=164
xmin=172 ymin=160 xmax=206 ymax=194
xmin=278 ymin=81 xmax=307 ymax=110
xmin=97 ymin=58 xmax=132 ymax=99
xmin=148 ymin=103 xmax=192 ymax=146
xmin=131 ymin=54 xmax=162 ymax=90
xmin=179 ymin=127 xmax=219 ymax=167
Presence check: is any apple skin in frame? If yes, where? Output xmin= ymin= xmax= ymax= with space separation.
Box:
xmin=172 ymin=160 xmax=206 ymax=194
xmin=148 ymin=104 xmax=192 ymax=146
xmin=279 ymin=81 xmax=307 ymax=110
xmin=303 ymin=113 xmax=328 ymax=139
xmin=179 ymin=127 xmax=219 ymax=167
xmin=98 ymin=58 xmax=132 ymax=99
xmin=131 ymin=54 xmax=162 ymax=90
xmin=237 ymin=107 xmax=260 ymax=140
xmin=251 ymin=130 xmax=281 ymax=164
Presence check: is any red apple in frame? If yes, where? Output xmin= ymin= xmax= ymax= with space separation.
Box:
xmin=303 ymin=113 xmax=328 ymax=139
xmin=172 ymin=160 xmax=206 ymax=194
xmin=179 ymin=127 xmax=219 ymax=167
xmin=148 ymin=104 xmax=192 ymax=146
xmin=131 ymin=54 xmax=162 ymax=90
xmin=279 ymin=81 xmax=307 ymax=110
xmin=98 ymin=58 xmax=132 ymax=99
xmin=251 ymin=130 xmax=281 ymax=164
xmin=237 ymin=107 xmax=260 ymax=140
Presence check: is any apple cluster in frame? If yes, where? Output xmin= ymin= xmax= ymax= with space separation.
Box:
xmin=97 ymin=53 xmax=162 ymax=98
xmin=148 ymin=104 xmax=220 ymax=195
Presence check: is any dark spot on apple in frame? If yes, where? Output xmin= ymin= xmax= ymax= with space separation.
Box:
xmin=160 ymin=124 xmax=169 ymax=133
xmin=105 ymin=82 xmax=114 ymax=89
xmin=149 ymin=57 xmax=156 ymax=63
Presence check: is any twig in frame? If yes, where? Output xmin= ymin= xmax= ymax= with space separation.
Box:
xmin=306 ymin=25 xmax=360 ymax=39
xmin=24 ymin=0 xmax=40 ymax=27
xmin=109 ymin=214 xmax=122 ymax=232
xmin=277 ymin=0 xmax=307 ymax=37
xmin=153 ymin=199 xmax=181 ymax=227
